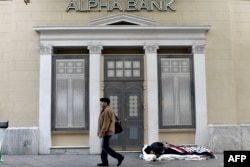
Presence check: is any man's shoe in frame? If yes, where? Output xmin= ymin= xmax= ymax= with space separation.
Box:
xmin=97 ymin=163 xmax=109 ymax=166
xmin=117 ymin=156 xmax=124 ymax=166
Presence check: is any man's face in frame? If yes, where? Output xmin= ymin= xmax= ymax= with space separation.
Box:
xmin=100 ymin=101 xmax=108 ymax=108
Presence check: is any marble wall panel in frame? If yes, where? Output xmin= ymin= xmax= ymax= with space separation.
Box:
xmin=2 ymin=127 xmax=39 ymax=155
xmin=208 ymin=124 xmax=250 ymax=153
xmin=241 ymin=124 xmax=250 ymax=150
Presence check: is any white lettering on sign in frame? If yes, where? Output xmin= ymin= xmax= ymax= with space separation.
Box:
xmin=228 ymin=155 xmax=247 ymax=163
xmin=66 ymin=0 xmax=176 ymax=12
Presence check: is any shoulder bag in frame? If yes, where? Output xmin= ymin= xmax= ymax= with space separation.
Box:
xmin=114 ymin=115 xmax=123 ymax=134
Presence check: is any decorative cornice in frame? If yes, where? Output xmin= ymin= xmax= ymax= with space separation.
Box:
xmin=88 ymin=44 xmax=103 ymax=54
xmin=33 ymin=26 xmax=210 ymax=46
xmin=192 ymin=45 xmax=206 ymax=54
xmin=40 ymin=45 xmax=53 ymax=55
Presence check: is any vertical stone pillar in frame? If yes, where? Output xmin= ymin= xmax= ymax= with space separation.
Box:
xmin=39 ymin=45 xmax=53 ymax=154
xmin=144 ymin=44 xmax=159 ymax=145
xmin=88 ymin=44 xmax=103 ymax=154
xmin=192 ymin=44 xmax=208 ymax=147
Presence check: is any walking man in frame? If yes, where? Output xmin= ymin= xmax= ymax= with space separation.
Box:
xmin=97 ymin=97 xmax=124 ymax=166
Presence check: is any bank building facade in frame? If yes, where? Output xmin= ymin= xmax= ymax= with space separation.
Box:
xmin=0 ymin=0 xmax=250 ymax=155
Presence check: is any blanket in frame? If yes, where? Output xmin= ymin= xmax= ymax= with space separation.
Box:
xmin=139 ymin=142 xmax=216 ymax=161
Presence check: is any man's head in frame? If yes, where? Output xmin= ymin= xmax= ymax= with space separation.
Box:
xmin=100 ymin=97 xmax=110 ymax=107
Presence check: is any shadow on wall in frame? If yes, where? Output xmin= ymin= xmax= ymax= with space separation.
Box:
xmin=24 ymin=0 xmax=30 ymax=5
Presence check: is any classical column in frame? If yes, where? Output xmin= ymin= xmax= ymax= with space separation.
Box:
xmin=88 ymin=44 xmax=103 ymax=154
xmin=192 ymin=44 xmax=208 ymax=147
xmin=39 ymin=45 xmax=53 ymax=154
xmin=144 ymin=44 xmax=159 ymax=145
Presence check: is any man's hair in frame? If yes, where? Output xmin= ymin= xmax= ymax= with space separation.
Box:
xmin=100 ymin=97 xmax=110 ymax=105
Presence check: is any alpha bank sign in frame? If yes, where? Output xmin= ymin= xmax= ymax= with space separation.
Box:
xmin=66 ymin=0 xmax=176 ymax=12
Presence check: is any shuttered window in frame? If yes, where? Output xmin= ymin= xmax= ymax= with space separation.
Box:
xmin=159 ymin=56 xmax=195 ymax=129
xmin=52 ymin=56 xmax=89 ymax=131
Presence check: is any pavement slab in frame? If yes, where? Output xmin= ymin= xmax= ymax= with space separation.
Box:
xmin=0 ymin=153 xmax=223 ymax=167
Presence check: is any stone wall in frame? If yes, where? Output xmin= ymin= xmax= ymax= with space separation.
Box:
xmin=208 ymin=124 xmax=250 ymax=153
xmin=1 ymin=127 xmax=39 ymax=155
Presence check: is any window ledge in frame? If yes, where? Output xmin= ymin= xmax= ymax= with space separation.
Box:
xmin=159 ymin=129 xmax=195 ymax=133
xmin=50 ymin=146 xmax=90 ymax=149
xmin=52 ymin=130 xmax=89 ymax=134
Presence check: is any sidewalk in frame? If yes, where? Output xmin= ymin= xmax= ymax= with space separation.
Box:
xmin=0 ymin=153 xmax=223 ymax=167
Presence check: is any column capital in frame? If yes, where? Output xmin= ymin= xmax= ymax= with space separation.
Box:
xmin=88 ymin=44 xmax=103 ymax=54
xmin=144 ymin=44 xmax=159 ymax=54
xmin=192 ymin=44 xmax=206 ymax=54
xmin=40 ymin=45 xmax=53 ymax=55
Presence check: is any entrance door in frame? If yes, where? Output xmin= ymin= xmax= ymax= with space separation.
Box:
xmin=104 ymin=82 xmax=144 ymax=151
xmin=104 ymin=56 xmax=144 ymax=151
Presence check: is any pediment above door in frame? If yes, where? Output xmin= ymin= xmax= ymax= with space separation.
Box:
xmin=89 ymin=13 xmax=156 ymax=26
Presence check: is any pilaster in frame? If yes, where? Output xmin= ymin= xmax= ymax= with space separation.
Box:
xmin=39 ymin=45 xmax=53 ymax=154
xmin=144 ymin=44 xmax=159 ymax=145
xmin=192 ymin=44 xmax=208 ymax=147
xmin=88 ymin=44 xmax=103 ymax=154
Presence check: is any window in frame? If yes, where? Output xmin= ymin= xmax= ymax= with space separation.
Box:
xmin=158 ymin=55 xmax=195 ymax=129
xmin=52 ymin=55 xmax=89 ymax=131
xmin=104 ymin=55 xmax=144 ymax=81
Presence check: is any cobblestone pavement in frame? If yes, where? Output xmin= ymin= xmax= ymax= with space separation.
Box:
xmin=0 ymin=153 xmax=223 ymax=167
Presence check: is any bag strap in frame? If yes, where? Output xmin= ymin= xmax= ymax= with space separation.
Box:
xmin=114 ymin=113 xmax=120 ymax=121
